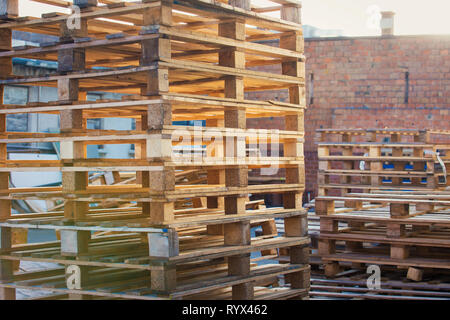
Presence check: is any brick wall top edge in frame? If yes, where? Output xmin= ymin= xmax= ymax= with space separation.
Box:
xmin=305 ymin=34 xmax=450 ymax=42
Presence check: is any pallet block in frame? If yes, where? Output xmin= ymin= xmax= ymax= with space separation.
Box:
xmin=315 ymin=128 xmax=450 ymax=279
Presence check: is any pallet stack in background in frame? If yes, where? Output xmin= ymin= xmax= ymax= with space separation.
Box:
xmin=0 ymin=0 xmax=309 ymax=300
xmin=311 ymin=128 xmax=450 ymax=299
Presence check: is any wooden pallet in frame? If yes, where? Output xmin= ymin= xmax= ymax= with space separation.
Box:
xmin=310 ymin=270 xmax=450 ymax=300
xmin=314 ymin=128 xmax=450 ymax=279
xmin=318 ymin=205 xmax=450 ymax=274
xmin=272 ymin=205 xmax=450 ymax=300
xmin=0 ymin=220 xmax=310 ymax=300
xmin=0 ymin=0 xmax=308 ymax=300
xmin=316 ymin=128 xmax=428 ymax=144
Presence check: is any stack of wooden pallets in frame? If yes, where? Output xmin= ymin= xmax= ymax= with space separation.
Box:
xmin=0 ymin=0 xmax=309 ymax=300
xmin=309 ymin=271 xmax=450 ymax=300
xmin=315 ymin=128 xmax=450 ymax=281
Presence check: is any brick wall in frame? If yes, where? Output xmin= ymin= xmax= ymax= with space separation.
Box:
xmin=250 ymin=34 xmax=450 ymax=201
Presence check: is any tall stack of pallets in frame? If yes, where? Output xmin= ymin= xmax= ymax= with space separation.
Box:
xmin=315 ymin=128 xmax=450 ymax=281
xmin=0 ymin=0 xmax=309 ymax=300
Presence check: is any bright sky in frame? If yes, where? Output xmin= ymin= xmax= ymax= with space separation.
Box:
xmin=256 ymin=0 xmax=450 ymax=36
xmin=19 ymin=0 xmax=450 ymax=36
